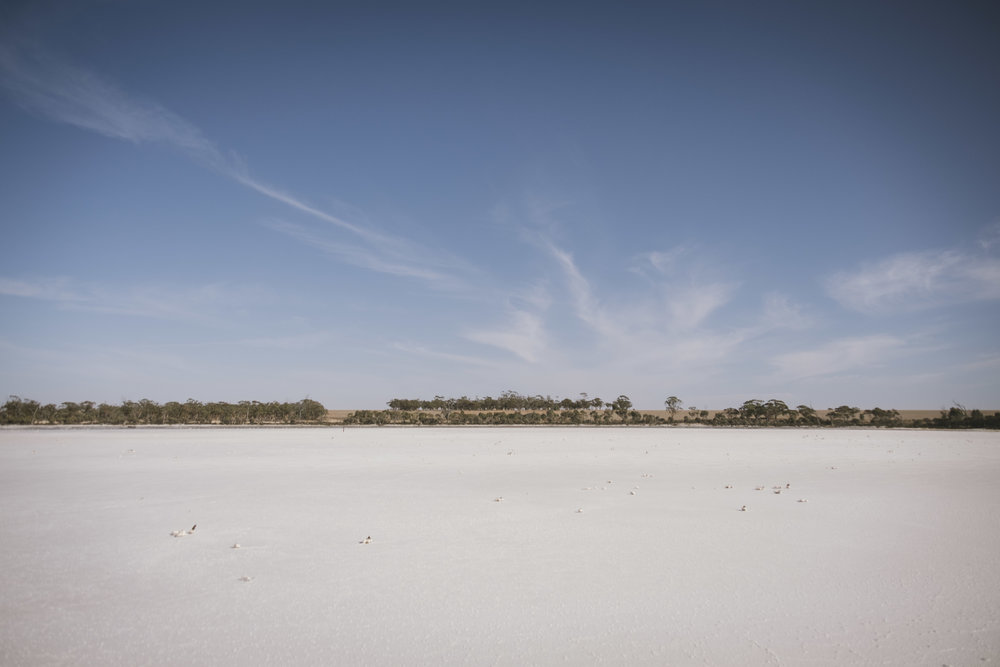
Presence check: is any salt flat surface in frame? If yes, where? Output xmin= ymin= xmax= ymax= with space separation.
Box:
xmin=1 ymin=427 xmax=998 ymax=666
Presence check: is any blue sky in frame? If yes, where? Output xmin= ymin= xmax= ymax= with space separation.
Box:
xmin=1 ymin=1 xmax=998 ymax=410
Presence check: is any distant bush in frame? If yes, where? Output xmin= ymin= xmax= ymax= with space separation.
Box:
xmin=916 ymin=406 xmax=1000 ymax=430
xmin=0 ymin=395 xmax=326 ymax=425
xmin=341 ymin=394 xmax=1000 ymax=429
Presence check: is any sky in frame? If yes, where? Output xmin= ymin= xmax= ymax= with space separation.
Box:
xmin=1 ymin=1 xmax=999 ymax=410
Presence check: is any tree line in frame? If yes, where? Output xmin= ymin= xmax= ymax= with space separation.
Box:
xmin=0 ymin=396 xmax=327 ymax=425
xmin=344 ymin=393 xmax=1000 ymax=429
xmin=3 ymin=392 xmax=996 ymax=429
xmin=387 ymin=391 xmax=612 ymax=413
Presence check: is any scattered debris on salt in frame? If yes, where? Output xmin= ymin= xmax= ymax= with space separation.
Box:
xmin=170 ymin=524 xmax=197 ymax=537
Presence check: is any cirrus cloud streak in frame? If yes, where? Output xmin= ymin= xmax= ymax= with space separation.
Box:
xmin=826 ymin=249 xmax=1000 ymax=314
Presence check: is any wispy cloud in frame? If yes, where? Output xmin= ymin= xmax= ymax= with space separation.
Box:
xmin=826 ymin=249 xmax=1000 ymax=313
xmin=770 ymin=334 xmax=908 ymax=381
xmin=0 ymin=42 xmax=214 ymax=152
xmin=493 ymin=195 xmax=618 ymax=337
xmin=233 ymin=170 xmax=396 ymax=247
xmin=464 ymin=309 xmax=548 ymax=363
xmin=665 ymin=281 xmax=736 ymax=330
xmin=0 ymin=276 xmax=76 ymax=300
xmin=548 ymin=241 xmax=740 ymax=341
xmin=232 ymin=331 xmax=333 ymax=350
xmin=0 ymin=41 xmax=463 ymax=287
xmin=265 ymin=220 xmax=459 ymax=286
xmin=759 ymin=292 xmax=812 ymax=331
xmin=631 ymin=248 xmax=739 ymax=330
xmin=544 ymin=242 xmax=621 ymax=339
xmin=978 ymin=221 xmax=1000 ymax=251
xmin=0 ymin=275 xmax=262 ymax=323
xmin=960 ymin=352 xmax=1000 ymax=372
xmin=630 ymin=247 xmax=693 ymax=278
xmin=497 ymin=196 xmax=813 ymax=373
xmin=390 ymin=342 xmax=503 ymax=368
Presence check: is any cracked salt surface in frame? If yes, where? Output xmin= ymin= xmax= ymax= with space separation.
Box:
xmin=1 ymin=426 xmax=998 ymax=665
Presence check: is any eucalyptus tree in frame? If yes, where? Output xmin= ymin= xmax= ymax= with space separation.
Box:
xmin=795 ymin=405 xmax=820 ymax=426
xmin=864 ymin=407 xmax=901 ymax=427
xmin=827 ymin=405 xmax=860 ymax=426
xmin=762 ymin=399 xmax=790 ymax=425
xmin=97 ymin=402 xmax=122 ymax=424
xmin=296 ymin=398 xmax=326 ymax=421
xmin=739 ymin=399 xmax=764 ymax=424
xmin=2 ymin=396 xmax=21 ymax=423
xmin=59 ymin=402 xmax=82 ymax=424
xmin=612 ymin=395 xmax=633 ymax=422
xmin=163 ymin=401 xmax=185 ymax=424
xmin=36 ymin=403 xmax=58 ymax=423
xmin=664 ymin=396 xmax=682 ymax=419
xmin=1 ymin=396 xmax=40 ymax=424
